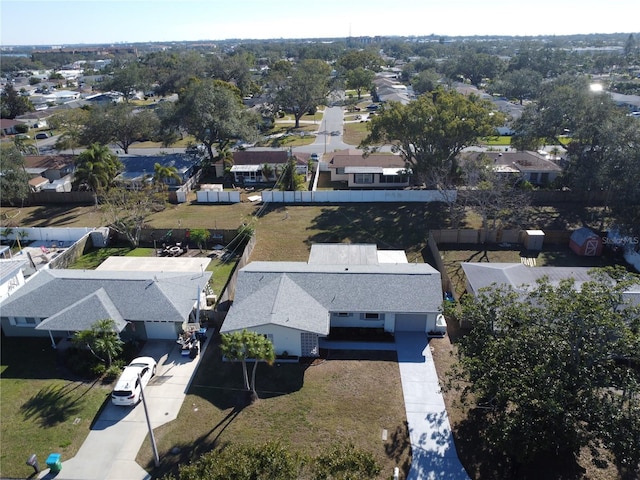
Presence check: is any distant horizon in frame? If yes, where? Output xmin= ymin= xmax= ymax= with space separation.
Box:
xmin=1 ymin=31 xmax=637 ymax=50
xmin=2 ymin=0 xmax=639 ymax=47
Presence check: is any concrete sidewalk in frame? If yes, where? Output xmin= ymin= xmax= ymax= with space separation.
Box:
xmin=395 ymin=333 xmax=470 ymax=480
xmin=38 ymin=337 xmax=208 ymax=480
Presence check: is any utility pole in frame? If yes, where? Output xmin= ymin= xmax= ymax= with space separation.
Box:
xmin=138 ymin=373 xmax=160 ymax=467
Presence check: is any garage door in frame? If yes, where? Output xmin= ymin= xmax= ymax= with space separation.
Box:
xmin=144 ymin=321 xmax=179 ymax=339
xmin=395 ymin=314 xmax=427 ymax=332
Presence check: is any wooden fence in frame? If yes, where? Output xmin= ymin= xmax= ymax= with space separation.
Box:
xmin=430 ymin=229 xmax=572 ymax=246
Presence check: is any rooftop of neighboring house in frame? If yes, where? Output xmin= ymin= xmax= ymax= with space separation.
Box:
xmin=23 ymin=155 xmax=76 ymax=171
xmin=328 ymin=149 xmax=406 ymax=169
xmin=461 ymin=151 xmax=562 ymax=172
xmin=232 ymin=150 xmax=309 ymax=166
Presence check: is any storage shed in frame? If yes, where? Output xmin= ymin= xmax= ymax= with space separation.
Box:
xmin=524 ymin=230 xmax=545 ymax=250
xmin=569 ymin=227 xmax=603 ymax=257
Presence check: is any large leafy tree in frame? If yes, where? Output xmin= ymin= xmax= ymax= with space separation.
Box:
xmin=0 ymin=144 xmax=30 ymax=206
xmin=72 ymin=319 xmax=123 ymax=368
xmin=274 ymin=59 xmax=331 ymax=128
xmin=175 ymin=79 xmax=259 ymax=161
xmin=83 ymin=103 xmax=160 ymax=154
xmin=102 ymin=61 xmax=149 ymax=101
xmin=220 ymin=329 xmax=275 ymax=402
xmin=453 ymin=268 xmax=640 ymax=476
xmin=491 ymin=68 xmax=542 ymax=105
xmin=0 ymin=83 xmax=33 ymax=118
xmin=360 ymin=87 xmax=504 ymax=185
xmin=346 ymin=67 xmax=375 ymax=100
xmin=49 ymin=108 xmax=90 ymax=154
xmin=512 ymin=75 xmax=640 ymax=229
xmin=336 ymin=50 xmax=383 ymax=72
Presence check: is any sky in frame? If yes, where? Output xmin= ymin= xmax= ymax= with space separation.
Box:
xmin=1 ymin=0 xmax=638 ymax=46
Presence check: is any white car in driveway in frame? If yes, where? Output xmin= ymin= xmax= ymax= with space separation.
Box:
xmin=111 ymin=357 xmax=157 ymax=406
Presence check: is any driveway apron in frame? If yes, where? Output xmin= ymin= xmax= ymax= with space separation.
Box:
xmin=38 ymin=338 xmax=206 ymax=480
xmin=395 ymin=332 xmax=470 ymax=480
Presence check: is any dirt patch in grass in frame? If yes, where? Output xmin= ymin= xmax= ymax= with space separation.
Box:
xmin=138 ymin=341 xmax=410 ymax=479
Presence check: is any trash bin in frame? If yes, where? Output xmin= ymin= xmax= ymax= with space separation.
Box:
xmin=46 ymin=453 xmax=62 ymax=473
xmin=26 ymin=454 xmax=40 ymax=473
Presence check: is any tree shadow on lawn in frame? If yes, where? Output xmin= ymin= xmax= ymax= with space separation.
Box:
xmin=17 ymin=205 xmax=91 ymax=227
xmin=304 ymin=203 xmax=452 ymax=250
xmin=147 ymin=342 xmax=309 ymax=477
xmin=454 ymin=408 xmax=586 ymax=480
xmin=20 ymin=381 xmax=94 ymax=427
xmin=189 ymin=342 xmax=308 ymax=410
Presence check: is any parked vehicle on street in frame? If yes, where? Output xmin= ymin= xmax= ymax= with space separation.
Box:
xmin=111 ymin=357 xmax=157 ymax=406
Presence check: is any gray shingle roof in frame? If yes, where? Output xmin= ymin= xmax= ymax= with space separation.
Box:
xmin=461 ymin=263 xmax=607 ymax=294
xmin=221 ymin=261 xmax=442 ymax=333
xmin=1 ymin=269 xmax=212 ymax=331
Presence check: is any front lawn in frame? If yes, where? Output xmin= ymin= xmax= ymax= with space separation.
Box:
xmin=0 ymin=337 xmax=112 ymax=478
xmin=138 ymin=343 xmax=410 ymax=479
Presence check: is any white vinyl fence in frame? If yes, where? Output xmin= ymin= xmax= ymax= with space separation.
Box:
xmin=196 ymin=190 xmax=242 ymax=203
xmin=261 ymin=189 xmax=457 ymax=203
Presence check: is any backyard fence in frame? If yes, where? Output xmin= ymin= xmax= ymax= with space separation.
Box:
xmin=260 ymin=189 xmax=456 ymax=203
xmin=430 ymin=229 xmax=572 ymax=246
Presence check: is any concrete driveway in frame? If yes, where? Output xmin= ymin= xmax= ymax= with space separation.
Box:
xmin=38 ymin=338 xmax=207 ymax=480
xmin=395 ymin=333 xmax=470 ymax=480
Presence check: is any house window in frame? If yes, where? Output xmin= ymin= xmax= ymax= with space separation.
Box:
xmin=11 ymin=317 xmax=37 ymax=326
xmin=336 ymin=167 xmax=346 ymax=175
xmin=363 ymin=313 xmax=380 ymax=320
xmin=354 ymin=173 xmax=374 ymax=184
xmin=380 ymin=174 xmax=405 ymax=184
xmin=335 ymin=312 xmax=351 ymax=317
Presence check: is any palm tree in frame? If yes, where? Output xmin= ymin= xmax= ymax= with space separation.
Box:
xmin=152 ymin=163 xmax=181 ymax=190
xmin=74 ymin=143 xmax=121 ymax=205
xmin=220 ymin=329 xmax=275 ymax=403
xmin=73 ymin=319 xmax=123 ymax=368
xmin=261 ymin=162 xmax=274 ymax=182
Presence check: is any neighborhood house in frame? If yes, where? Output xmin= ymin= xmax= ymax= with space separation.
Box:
xmin=326 ymin=150 xmax=411 ymax=188
xmin=220 ymin=244 xmax=444 ymax=357
xmin=0 ymin=262 xmax=212 ymax=345
xmin=226 ymin=150 xmax=310 ymax=184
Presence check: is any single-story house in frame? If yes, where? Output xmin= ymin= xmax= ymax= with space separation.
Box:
xmin=115 ymin=154 xmax=199 ymax=190
xmin=461 ymin=262 xmax=640 ymax=306
xmin=461 ymin=151 xmax=562 ymax=186
xmin=0 ymin=267 xmax=212 ymax=344
xmin=225 ymin=150 xmax=310 ymax=184
xmin=326 ymin=149 xmax=410 ymax=188
xmin=220 ymin=244 xmax=443 ymax=357
xmin=23 ymin=155 xmax=76 ymax=182
xmin=0 ymin=118 xmax=20 ymax=136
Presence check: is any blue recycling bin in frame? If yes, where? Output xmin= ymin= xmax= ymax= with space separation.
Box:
xmin=46 ymin=453 xmax=62 ymax=473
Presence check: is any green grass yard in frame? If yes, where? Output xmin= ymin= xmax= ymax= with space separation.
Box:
xmin=0 ymin=337 xmax=112 ymax=478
